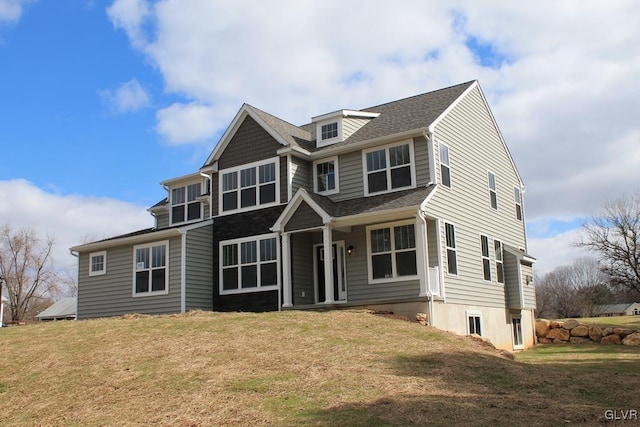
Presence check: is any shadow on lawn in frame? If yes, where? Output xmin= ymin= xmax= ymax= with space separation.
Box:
xmin=303 ymin=350 xmax=634 ymax=426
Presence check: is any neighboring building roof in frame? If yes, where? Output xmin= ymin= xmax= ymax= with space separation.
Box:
xmin=36 ymin=297 xmax=77 ymax=320
xmin=595 ymin=303 xmax=640 ymax=315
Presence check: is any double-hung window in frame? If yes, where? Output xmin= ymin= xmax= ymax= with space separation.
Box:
xmin=514 ymin=187 xmax=523 ymax=221
xmin=439 ymin=142 xmax=451 ymax=188
xmin=488 ymin=171 xmax=498 ymax=210
xmin=480 ymin=235 xmax=491 ymax=281
xmin=314 ymin=157 xmax=338 ymax=194
xmin=221 ymin=235 xmax=279 ymax=294
xmin=171 ymin=182 xmax=202 ymax=224
xmin=221 ymin=159 xmax=278 ymax=213
xmin=364 ymin=141 xmax=414 ymax=196
xmin=134 ymin=242 xmax=168 ymax=295
xmin=89 ymin=251 xmax=106 ymax=276
xmin=445 ymin=223 xmax=458 ymax=275
xmin=495 ymin=240 xmax=504 ymax=284
xmin=321 ymin=122 xmax=338 ymax=140
xmin=367 ymin=221 xmax=418 ymax=282
xmin=467 ymin=312 xmax=482 ymax=336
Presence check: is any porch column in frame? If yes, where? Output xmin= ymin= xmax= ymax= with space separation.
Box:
xmin=322 ymin=226 xmax=335 ymax=304
xmin=281 ymin=232 xmax=293 ymax=308
xmin=416 ymin=215 xmax=429 ymax=297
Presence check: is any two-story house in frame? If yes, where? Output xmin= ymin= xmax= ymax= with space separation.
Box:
xmin=71 ymin=80 xmax=536 ymax=350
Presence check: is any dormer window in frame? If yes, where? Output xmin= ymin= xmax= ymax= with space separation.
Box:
xmin=321 ymin=122 xmax=338 ymax=140
xmin=171 ymin=182 xmax=202 ymax=224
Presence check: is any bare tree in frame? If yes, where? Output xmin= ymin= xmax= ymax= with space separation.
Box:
xmin=579 ymin=194 xmax=640 ymax=298
xmin=0 ymin=224 xmax=59 ymax=322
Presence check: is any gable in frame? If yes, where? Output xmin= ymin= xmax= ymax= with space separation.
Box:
xmin=218 ymin=115 xmax=284 ymax=170
xmin=284 ymin=201 xmax=324 ymax=232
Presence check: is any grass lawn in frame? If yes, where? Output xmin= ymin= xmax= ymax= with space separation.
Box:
xmin=1 ymin=310 xmax=639 ymax=426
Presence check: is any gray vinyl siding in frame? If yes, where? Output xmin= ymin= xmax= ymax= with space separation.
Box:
xmin=426 ymin=220 xmax=439 ymax=268
xmin=156 ymin=210 xmax=170 ymax=229
xmin=414 ymin=136 xmax=430 ymax=187
xmin=425 ymin=85 xmax=527 ymax=309
xmin=343 ymin=118 xmax=370 ymax=139
xmin=217 ymin=116 xmax=282 ymax=170
xmin=521 ymin=263 xmax=536 ymax=308
xmin=291 ymin=233 xmax=314 ymax=304
xmin=285 ymin=202 xmax=323 ymax=232
xmin=504 ymin=252 xmax=520 ymax=308
xmin=185 ymin=224 xmax=214 ymax=311
xmin=211 ymin=174 xmax=219 ymax=216
xmin=291 ymin=156 xmax=311 ymax=195
xmin=77 ymin=236 xmax=182 ymax=319
xmin=331 ymin=150 xmax=363 ymax=201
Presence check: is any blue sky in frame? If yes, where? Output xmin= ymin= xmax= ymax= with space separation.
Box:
xmin=2 ymin=0 xmax=640 ymax=276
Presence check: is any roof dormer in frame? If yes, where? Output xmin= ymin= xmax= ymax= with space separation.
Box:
xmin=312 ymin=109 xmax=379 ymax=148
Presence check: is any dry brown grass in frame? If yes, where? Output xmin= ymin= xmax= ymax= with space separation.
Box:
xmin=0 ymin=310 xmax=639 ymax=426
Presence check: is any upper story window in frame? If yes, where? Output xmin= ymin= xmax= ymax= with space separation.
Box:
xmin=439 ymin=142 xmax=451 ymax=188
xmin=495 ymin=240 xmax=505 ymax=284
xmin=133 ymin=241 xmax=168 ymax=296
xmin=367 ymin=220 xmax=418 ymax=282
xmin=171 ymin=182 xmax=202 ymax=224
xmin=514 ymin=187 xmax=523 ymax=221
xmin=488 ymin=171 xmax=498 ymax=210
xmin=321 ymin=122 xmax=338 ymax=140
xmin=220 ymin=234 xmax=279 ymax=294
xmin=363 ymin=140 xmax=415 ymax=196
xmin=89 ymin=251 xmax=106 ymax=276
xmin=314 ymin=157 xmax=339 ymax=195
xmin=220 ymin=158 xmax=279 ymax=214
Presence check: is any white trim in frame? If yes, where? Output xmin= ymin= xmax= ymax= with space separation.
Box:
xmin=494 ymin=239 xmax=505 ymax=285
xmin=271 ymin=188 xmax=333 ymax=232
xmin=362 ymin=139 xmax=416 ymax=197
xmin=316 ymin=119 xmax=343 ymax=147
xmin=132 ymin=240 xmax=170 ymax=297
xmin=287 ymin=154 xmax=293 ymax=202
xmin=313 ymin=156 xmax=340 ymax=195
xmin=514 ymin=186 xmax=523 ymax=221
xmin=219 ymin=233 xmax=280 ymax=295
xmin=218 ymin=157 xmax=280 ymax=216
xmin=366 ymin=219 xmax=420 ymax=284
xmin=180 ymin=231 xmax=186 ymax=313
xmin=160 ymin=171 xmax=204 ymax=187
xmin=312 ymin=109 xmax=380 ymax=122
xmin=89 ymin=251 xmax=107 ymax=276
xmin=312 ymin=240 xmax=348 ymax=303
xmin=71 ymin=228 xmax=182 ymax=253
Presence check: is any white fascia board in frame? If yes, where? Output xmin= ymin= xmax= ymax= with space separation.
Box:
xmin=204 ymin=105 xmax=250 ymax=166
xmin=312 ymin=109 xmax=380 ymax=122
xmin=309 ymin=129 xmax=426 ymax=159
xmin=70 ymin=228 xmax=182 ymax=253
xmin=160 ymin=172 xmax=204 ymax=187
xmin=277 ymin=145 xmax=312 ymax=158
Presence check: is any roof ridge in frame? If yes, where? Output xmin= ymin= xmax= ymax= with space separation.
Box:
xmin=362 ymin=80 xmax=476 ymax=112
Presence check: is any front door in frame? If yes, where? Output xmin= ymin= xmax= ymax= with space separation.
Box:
xmin=315 ymin=242 xmax=347 ymax=303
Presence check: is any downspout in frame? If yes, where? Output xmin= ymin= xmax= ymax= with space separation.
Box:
xmin=179 ymin=229 xmax=187 ymax=314
xmin=418 ymin=210 xmax=435 ymax=327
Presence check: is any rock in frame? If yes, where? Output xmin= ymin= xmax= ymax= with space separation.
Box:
xmin=553 ymin=339 xmax=567 ymax=344
xmin=416 ymin=313 xmax=428 ymax=325
xmin=562 ymin=319 xmax=580 ymax=330
xmin=535 ymin=319 xmax=551 ymax=338
xmin=602 ymin=327 xmax=613 ymax=337
xmin=601 ymin=334 xmax=621 ymax=345
xmin=589 ymin=326 xmax=603 ymax=343
xmin=570 ymin=325 xmax=590 ymax=337
xmin=537 ymin=337 xmax=552 ymax=344
xmin=569 ymin=337 xmax=592 ymax=344
xmin=622 ymin=332 xmax=640 ymax=346
xmin=550 ymin=321 xmax=564 ymax=329
xmin=547 ymin=328 xmax=570 ymax=341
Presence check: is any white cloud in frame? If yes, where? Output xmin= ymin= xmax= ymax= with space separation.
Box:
xmin=100 ymin=78 xmax=151 ymax=113
xmin=0 ymin=0 xmax=32 ymax=24
xmin=105 ymin=0 xmax=640 ymax=272
xmin=0 ymin=179 xmax=152 ymax=276
xmin=528 ymin=228 xmax=592 ymax=276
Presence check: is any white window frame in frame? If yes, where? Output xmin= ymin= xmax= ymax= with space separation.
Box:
xmin=219 ymin=233 xmax=280 ymax=295
xmin=313 ymin=156 xmax=339 ymax=195
xmin=89 ymin=251 xmax=107 ymax=276
xmin=316 ymin=119 xmax=343 ymax=147
xmin=170 ymin=181 xmax=203 ymax=225
xmin=218 ymin=157 xmax=280 ymax=215
xmin=495 ymin=239 xmax=505 ymax=284
xmin=514 ymin=186 xmax=523 ymax=221
xmin=466 ymin=311 xmax=483 ymax=336
xmin=362 ymin=139 xmax=416 ymax=197
xmin=488 ymin=171 xmax=498 ymax=210
xmin=439 ymin=142 xmax=451 ymax=188
xmin=480 ymin=235 xmax=491 ymax=282
xmin=444 ymin=222 xmax=458 ymax=276
xmin=511 ymin=315 xmax=524 ymax=349
xmin=132 ymin=241 xmax=169 ymax=297
xmin=366 ymin=220 xmax=419 ymax=283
